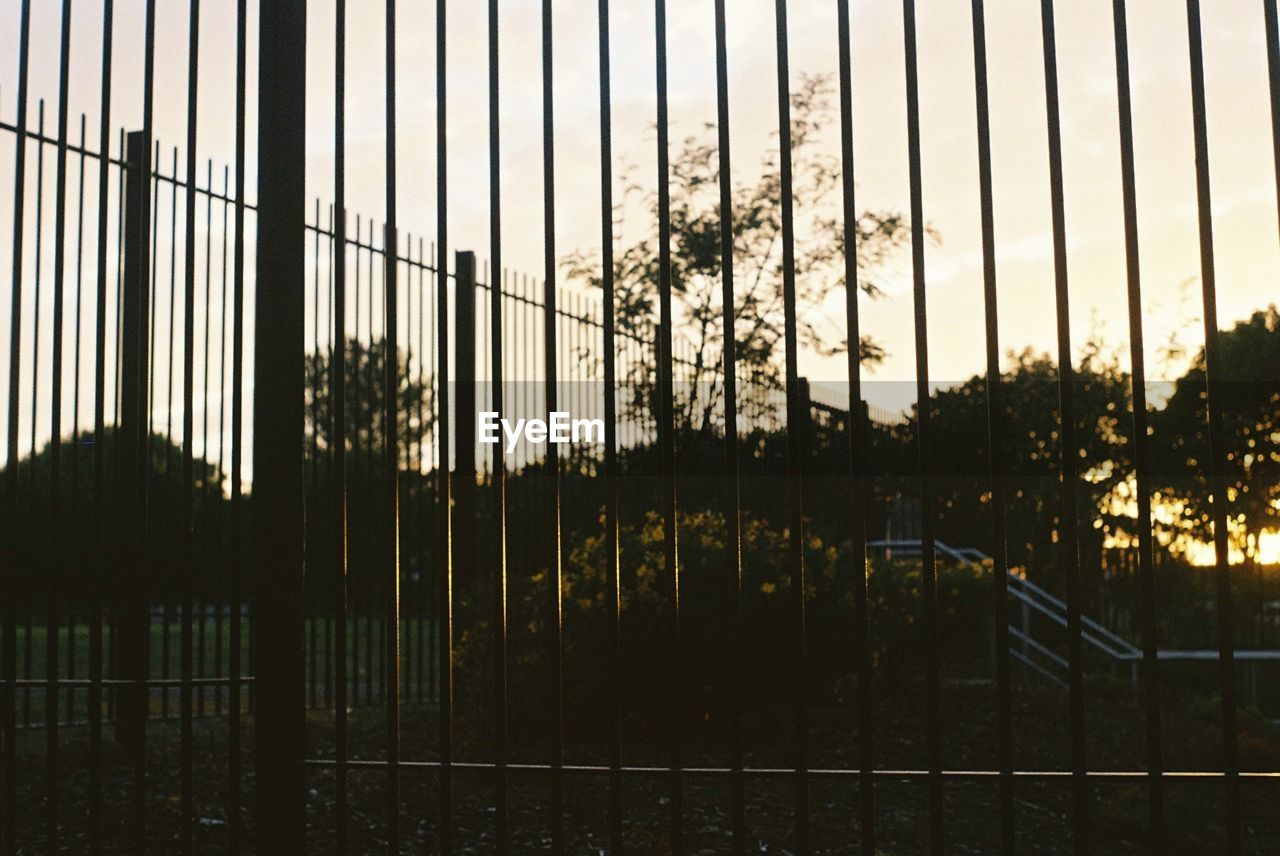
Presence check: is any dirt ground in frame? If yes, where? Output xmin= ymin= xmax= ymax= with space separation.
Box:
xmin=7 ymin=682 xmax=1280 ymax=853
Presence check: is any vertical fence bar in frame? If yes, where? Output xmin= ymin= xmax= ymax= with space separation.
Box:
xmin=1184 ymin=2 xmax=1241 ymax=851
xmin=1266 ymin=0 xmax=1280 ymax=241
xmin=573 ymin=293 xmax=582 ymax=463
xmin=2 ymin=4 xmax=33 ymax=849
xmin=166 ymin=151 xmax=178 ymax=597
xmin=145 ymin=140 xmax=157 ymax=696
xmin=488 ymin=1 xmax=511 ymax=848
xmin=366 ymin=220 xmax=376 ymax=708
xmin=26 ymin=101 xmax=44 ymax=737
xmin=216 ymin=168 xmax=229 ymax=720
xmin=114 ymin=126 xmax=124 ymax=433
xmin=69 ymin=113 xmax=86 ymax=729
xmin=403 ymin=235 xmax=413 ymax=702
xmin=199 ymin=160 xmax=212 ymax=722
xmin=1038 ymin=2 xmax=1090 ymax=849
xmin=353 ymin=216 xmax=363 ymax=711
xmin=119 ymin=128 xmax=153 ymax=854
xmin=332 ymin=0 xmax=350 ymax=847
xmin=163 ymin=146 xmax=177 ymax=724
xmin=310 ymin=199 xmax=321 ymax=713
xmin=1110 ymin=2 xmax=1164 ymax=850
xmin=901 ymin=1 xmax=943 ymax=850
xmin=595 ymin=1 xmax=623 ymax=851
xmin=384 ymin=2 xmax=402 ymax=848
xmin=711 ymin=2 xmax=746 ymax=851
xmin=540 ymin=2 xmax=564 ymax=850
xmin=46 ymin=4 xmax=75 ymax=845
xmin=90 ymin=5 xmax=115 ymax=851
xmin=253 ymin=0 xmax=308 ymax=850
xmin=425 ymin=238 xmax=435 ymax=705
xmin=180 ymin=3 xmax=202 ymax=848
xmin=834 ymin=2 xmax=876 ymax=851
xmin=415 ymin=237 xmax=426 ymax=706
xmin=436 ymin=0 xmax=455 ymax=846
xmin=145 ymin=137 xmax=155 ymax=558
xmin=358 ymin=223 xmax=368 ymax=707
xmin=227 ymin=0 xmax=248 ymax=847
xmin=323 ymin=207 xmax=333 ymax=716
xmin=455 ymin=260 xmax=476 ymax=487
xmin=455 ymin=251 xmax=475 ymax=656
xmin=773 ymin=2 xmax=811 ymax=850
xmin=654 ymin=0 xmax=685 ymax=844
xmin=969 ymin=1 xmax=1014 ymax=851
xmin=906 ymin=0 xmax=947 ymax=839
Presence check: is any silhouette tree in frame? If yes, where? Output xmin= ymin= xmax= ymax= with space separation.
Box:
xmin=305 ymin=335 xmax=433 ymax=464
xmin=1151 ymin=305 xmax=1280 ymax=559
xmin=563 ymin=73 xmax=916 ymax=432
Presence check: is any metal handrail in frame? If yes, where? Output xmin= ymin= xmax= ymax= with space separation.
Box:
xmin=1007 ymin=573 xmax=1141 ymax=658
xmin=868 ymin=539 xmax=1279 ymax=669
xmin=1008 ymin=625 xmax=1069 ymax=670
xmin=1008 ymin=585 xmax=1141 ymax=661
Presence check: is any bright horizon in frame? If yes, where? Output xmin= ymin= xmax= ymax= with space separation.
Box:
xmin=2 ymin=0 xmax=1278 ymax=462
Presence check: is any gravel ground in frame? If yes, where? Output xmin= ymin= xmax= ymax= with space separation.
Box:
xmin=8 ymin=683 xmax=1279 ymax=853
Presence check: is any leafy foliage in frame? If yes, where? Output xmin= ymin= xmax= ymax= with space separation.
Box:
xmin=1152 ymin=306 xmax=1280 ymax=551
xmin=305 ymin=336 xmax=434 ymax=466
xmin=562 ymin=73 xmax=914 ymax=431
xmin=461 ymin=502 xmax=992 ymax=733
xmin=901 ymin=306 xmax=1280 ymax=577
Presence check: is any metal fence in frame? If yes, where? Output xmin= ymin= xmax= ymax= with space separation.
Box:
xmin=3 ymin=0 xmax=1280 ymax=853
xmin=0 ymin=112 xmax=851 ymax=683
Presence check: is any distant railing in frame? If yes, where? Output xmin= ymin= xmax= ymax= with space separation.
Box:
xmin=870 ymin=539 xmax=1280 ymax=708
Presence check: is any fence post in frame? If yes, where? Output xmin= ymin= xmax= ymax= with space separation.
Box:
xmin=453 ymin=251 xmax=477 ymax=588
xmin=455 ymin=251 xmax=477 ymax=481
xmin=253 ymin=1 xmax=307 ymax=850
xmin=114 ymin=130 xmax=152 ymax=758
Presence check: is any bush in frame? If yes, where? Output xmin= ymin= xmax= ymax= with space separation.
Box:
xmin=454 ymin=501 xmax=994 ymax=739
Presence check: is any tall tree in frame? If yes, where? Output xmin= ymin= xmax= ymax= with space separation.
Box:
xmin=1152 ymin=306 xmax=1280 ymax=560
xmin=563 ymin=74 xmax=915 ymax=431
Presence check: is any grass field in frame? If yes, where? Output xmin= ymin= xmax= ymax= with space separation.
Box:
xmin=1 ymin=615 xmax=440 ymax=725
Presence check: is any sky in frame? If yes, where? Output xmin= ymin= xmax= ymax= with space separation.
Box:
xmin=1 ymin=0 xmax=1278 ymax=471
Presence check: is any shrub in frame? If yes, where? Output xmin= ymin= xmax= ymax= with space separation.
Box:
xmin=456 ymin=502 xmax=993 ymax=738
